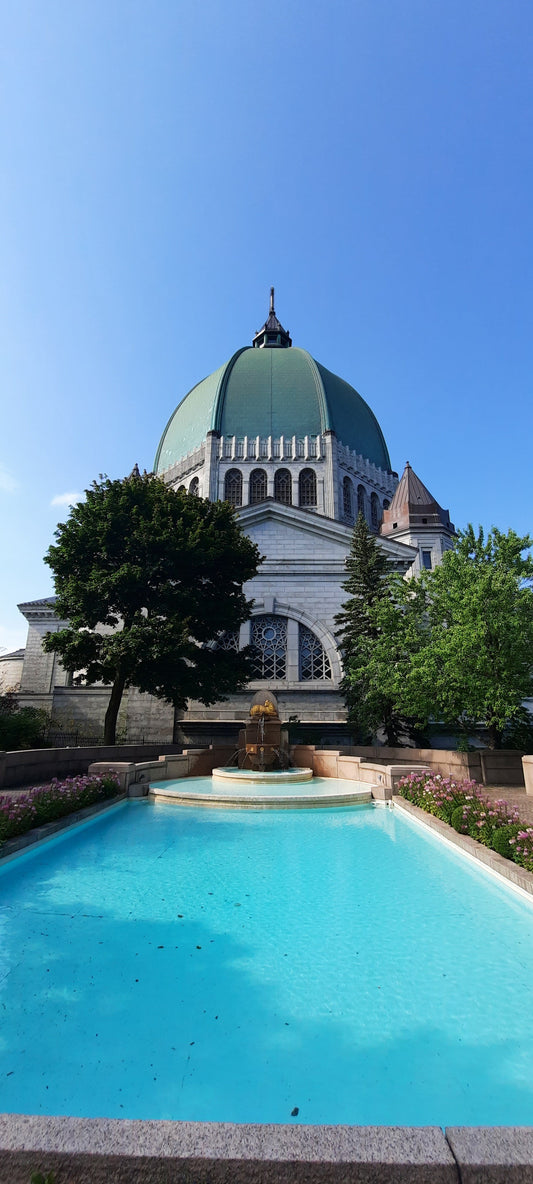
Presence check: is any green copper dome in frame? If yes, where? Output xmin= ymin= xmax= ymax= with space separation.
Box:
xmin=155 ymin=339 xmax=391 ymax=474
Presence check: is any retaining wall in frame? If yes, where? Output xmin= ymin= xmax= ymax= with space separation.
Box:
xmin=88 ymin=745 xmax=236 ymax=793
xmin=0 ymin=743 xmax=184 ymax=789
xmin=291 ymin=744 xmax=525 ymax=787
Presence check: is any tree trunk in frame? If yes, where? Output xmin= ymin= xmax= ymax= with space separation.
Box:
xmin=486 ymin=722 xmax=503 ymax=750
xmin=104 ymin=671 xmax=126 ymax=745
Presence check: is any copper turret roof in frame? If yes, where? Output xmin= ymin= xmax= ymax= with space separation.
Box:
xmin=380 ymin=462 xmax=454 ymax=537
xmin=252 ymin=288 xmax=292 ymax=348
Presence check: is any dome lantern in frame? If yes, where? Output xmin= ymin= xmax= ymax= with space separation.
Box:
xmin=252 ymin=288 xmax=292 ymax=349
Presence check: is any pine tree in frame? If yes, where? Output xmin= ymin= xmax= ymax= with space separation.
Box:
xmin=335 ymin=514 xmax=421 ymax=746
xmin=335 ymin=514 xmax=389 ymax=742
xmin=335 ymin=512 xmax=389 ymax=654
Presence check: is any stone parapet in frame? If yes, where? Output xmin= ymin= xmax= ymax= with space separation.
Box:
xmin=88 ymin=745 xmax=235 ymax=795
xmin=2 ymin=743 xmax=183 ymax=789
xmin=523 ymin=755 xmax=533 ymax=796
xmin=291 ymin=744 xmax=525 ymax=787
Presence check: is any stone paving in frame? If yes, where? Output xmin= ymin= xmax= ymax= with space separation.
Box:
xmin=482 ymin=783 xmax=533 ymax=823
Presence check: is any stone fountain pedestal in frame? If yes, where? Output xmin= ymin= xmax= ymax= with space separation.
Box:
xmin=236 ymin=692 xmax=289 ymax=771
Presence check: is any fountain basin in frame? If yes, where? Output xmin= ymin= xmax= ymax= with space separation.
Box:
xmin=148 ymin=774 xmax=373 ymax=809
xmin=212 ymin=765 xmax=313 ymax=784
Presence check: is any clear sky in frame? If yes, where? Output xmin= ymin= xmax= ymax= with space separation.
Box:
xmin=1 ymin=0 xmax=532 ymax=652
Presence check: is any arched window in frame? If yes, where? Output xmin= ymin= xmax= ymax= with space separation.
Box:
xmin=177 ymin=484 xmax=186 ymax=493
xmin=274 ymin=468 xmax=292 ymax=505
xmin=299 ymin=468 xmax=317 ymax=507
xmin=299 ymin=624 xmax=332 ymax=681
xmin=249 ymin=468 xmax=267 ymax=505
xmin=189 ymin=476 xmax=199 ymax=496
xmin=224 ymin=468 xmax=243 ymax=508
xmin=371 ymin=492 xmax=380 ymax=531
xmin=250 ymin=615 xmax=287 ymax=680
xmin=342 ymin=476 xmax=354 ymax=522
xmin=357 ymin=485 xmax=366 ymax=520
xmin=383 ymin=499 xmax=390 ymax=511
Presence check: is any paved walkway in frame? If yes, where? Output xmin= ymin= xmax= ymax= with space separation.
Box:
xmin=482 ymin=784 xmax=533 ymax=823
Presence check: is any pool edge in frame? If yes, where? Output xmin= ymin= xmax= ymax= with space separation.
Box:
xmin=0 ymin=1114 xmax=463 ymax=1183
xmin=393 ymin=796 xmax=533 ymax=900
xmin=1 ymin=1114 xmax=533 ymax=1182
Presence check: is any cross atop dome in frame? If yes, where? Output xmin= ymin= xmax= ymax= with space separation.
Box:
xmin=252 ymin=287 xmax=292 ymax=348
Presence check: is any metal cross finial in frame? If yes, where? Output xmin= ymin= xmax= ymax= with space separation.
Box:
xmin=269 ymin=287 xmax=275 ymax=313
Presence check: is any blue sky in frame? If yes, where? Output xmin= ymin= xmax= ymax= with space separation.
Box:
xmin=1 ymin=0 xmax=532 ymax=651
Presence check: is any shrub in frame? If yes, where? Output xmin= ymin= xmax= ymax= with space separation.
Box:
xmin=0 ymin=692 xmax=49 ymax=751
xmin=450 ymin=805 xmax=469 ymax=834
xmin=492 ymin=824 xmax=522 ymax=860
xmin=0 ymin=773 xmax=120 ymax=844
xmin=509 ymin=828 xmax=533 ymax=873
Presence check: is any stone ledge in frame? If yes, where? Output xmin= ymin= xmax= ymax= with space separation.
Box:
xmin=0 ymin=1116 xmax=457 ymax=1183
xmin=446 ymin=1126 xmax=533 ymax=1182
xmin=393 ymin=796 xmax=533 ymax=897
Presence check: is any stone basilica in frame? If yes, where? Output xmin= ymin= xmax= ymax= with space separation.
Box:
xmin=14 ymin=292 xmax=455 ymax=744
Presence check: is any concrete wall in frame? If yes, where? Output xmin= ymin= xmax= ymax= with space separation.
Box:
xmin=88 ymin=746 xmax=235 ymax=793
xmin=291 ymin=745 xmax=525 ymax=787
xmin=0 ymin=743 xmax=184 ymax=789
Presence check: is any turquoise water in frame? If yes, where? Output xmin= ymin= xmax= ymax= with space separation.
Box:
xmin=1 ymin=796 xmax=533 ymax=1126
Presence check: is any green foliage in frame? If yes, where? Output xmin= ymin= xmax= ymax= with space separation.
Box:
xmin=344 ymin=525 xmax=533 ymax=750
xmin=335 ymin=514 xmax=421 ymax=745
xmin=30 ymin=1171 xmax=56 ymax=1184
xmin=492 ymin=824 xmax=522 ymax=860
xmin=398 ymin=526 xmax=533 ymax=748
xmin=0 ymin=692 xmax=49 ymax=751
xmin=450 ymin=806 xmax=469 ymax=834
xmin=43 ymin=472 xmax=261 ymax=743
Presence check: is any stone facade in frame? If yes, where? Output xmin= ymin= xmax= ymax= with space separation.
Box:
xmin=0 ymin=649 xmax=25 ymax=693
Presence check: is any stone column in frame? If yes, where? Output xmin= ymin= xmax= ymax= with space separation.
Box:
xmin=286 ymin=617 xmax=299 ymax=683
xmin=323 ymin=430 xmax=340 ymax=520
xmin=205 ymin=431 xmax=220 ymax=502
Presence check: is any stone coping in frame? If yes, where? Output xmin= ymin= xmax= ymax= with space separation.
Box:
xmin=1 ymin=1115 xmax=533 ymax=1182
xmin=0 ymin=794 xmax=127 ymax=864
xmin=393 ymin=796 xmax=533 ymax=899
xmin=212 ymin=765 xmax=314 ymax=783
xmin=149 ymin=784 xmax=372 ymax=810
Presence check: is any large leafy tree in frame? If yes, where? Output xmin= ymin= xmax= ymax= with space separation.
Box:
xmin=43 ymin=471 xmax=261 ymax=744
xmin=353 ymin=525 xmax=533 ymax=749
xmin=398 ymin=526 xmax=533 ymax=748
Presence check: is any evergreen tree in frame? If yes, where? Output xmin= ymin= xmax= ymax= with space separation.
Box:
xmin=335 ymin=514 xmax=413 ymax=745
xmin=43 ymin=470 xmax=261 ymax=744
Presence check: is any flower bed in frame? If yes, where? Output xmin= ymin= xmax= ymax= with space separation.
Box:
xmin=396 ymin=771 xmax=533 ymax=874
xmin=0 ymin=772 xmax=121 ymax=845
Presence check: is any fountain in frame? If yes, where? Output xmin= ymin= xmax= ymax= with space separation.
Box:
xmin=212 ymin=692 xmax=313 ymax=785
xmin=149 ymin=692 xmax=372 ymax=807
